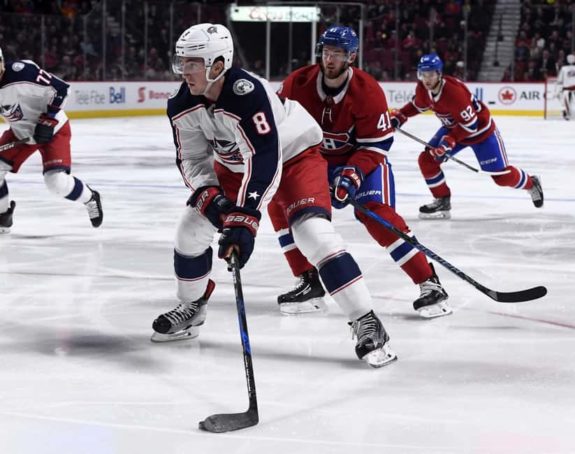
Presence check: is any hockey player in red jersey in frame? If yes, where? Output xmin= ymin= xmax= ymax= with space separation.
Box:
xmin=391 ymin=53 xmax=544 ymax=219
xmin=0 ymin=46 xmax=103 ymax=232
xmin=150 ymin=23 xmax=396 ymax=368
xmin=274 ymin=26 xmax=450 ymax=319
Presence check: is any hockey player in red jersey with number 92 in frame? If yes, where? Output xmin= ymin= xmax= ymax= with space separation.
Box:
xmin=390 ymin=53 xmax=544 ymax=219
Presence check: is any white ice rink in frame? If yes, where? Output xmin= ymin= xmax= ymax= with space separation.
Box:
xmin=0 ymin=115 xmax=574 ymax=454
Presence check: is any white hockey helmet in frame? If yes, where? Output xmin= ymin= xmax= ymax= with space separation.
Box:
xmin=567 ymin=54 xmax=575 ymax=65
xmin=173 ymin=23 xmax=233 ymax=82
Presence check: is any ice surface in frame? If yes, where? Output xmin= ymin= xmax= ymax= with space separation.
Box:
xmin=0 ymin=115 xmax=574 ymax=453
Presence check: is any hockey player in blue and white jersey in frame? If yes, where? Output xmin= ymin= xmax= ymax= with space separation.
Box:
xmin=150 ymin=23 xmax=397 ymax=368
xmin=0 ymin=46 xmax=102 ymax=233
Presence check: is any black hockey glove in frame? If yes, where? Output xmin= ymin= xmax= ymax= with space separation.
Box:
xmin=218 ymin=207 xmax=261 ymax=269
xmin=187 ymin=185 xmax=234 ymax=230
xmin=33 ymin=113 xmax=58 ymax=144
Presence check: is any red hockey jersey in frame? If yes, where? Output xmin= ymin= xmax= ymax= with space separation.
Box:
xmin=399 ymin=75 xmax=495 ymax=145
xmin=278 ymin=65 xmax=394 ymax=176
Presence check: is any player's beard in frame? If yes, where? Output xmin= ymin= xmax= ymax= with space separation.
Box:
xmin=320 ymin=61 xmax=349 ymax=80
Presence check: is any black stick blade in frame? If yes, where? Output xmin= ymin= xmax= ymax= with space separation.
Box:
xmin=487 ymin=285 xmax=547 ymax=303
xmin=199 ymin=410 xmax=259 ymax=433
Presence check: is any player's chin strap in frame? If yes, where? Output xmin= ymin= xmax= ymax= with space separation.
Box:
xmin=202 ymin=67 xmax=227 ymax=96
xmin=395 ymin=127 xmax=510 ymax=176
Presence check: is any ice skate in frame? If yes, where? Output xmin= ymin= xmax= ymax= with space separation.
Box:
xmin=528 ymin=176 xmax=544 ymax=208
xmin=0 ymin=201 xmax=15 ymax=234
xmin=151 ymin=280 xmax=216 ymax=342
xmin=418 ymin=196 xmax=451 ymax=220
xmin=413 ymin=263 xmax=451 ymax=319
xmin=84 ymin=188 xmax=103 ymax=227
xmin=277 ymin=268 xmax=327 ymax=315
xmin=349 ymin=310 xmax=397 ymax=368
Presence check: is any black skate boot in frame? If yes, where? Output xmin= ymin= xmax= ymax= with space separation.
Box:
xmin=419 ymin=196 xmax=451 ymax=220
xmin=349 ymin=310 xmax=397 ymax=368
xmin=84 ymin=188 xmax=103 ymax=228
xmin=151 ymin=280 xmax=216 ymax=342
xmin=413 ymin=263 xmax=451 ymax=319
xmin=0 ymin=201 xmax=16 ymax=234
xmin=528 ymin=176 xmax=544 ymax=208
xmin=277 ymin=268 xmax=326 ymax=315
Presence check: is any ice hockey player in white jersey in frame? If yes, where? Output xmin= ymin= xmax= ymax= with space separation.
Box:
xmin=150 ymin=23 xmax=397 ymax=368
xmin=0 ymin=46 xmax=102 ymax=232
xmin=556 ymin=54 xmax=575 ymax=120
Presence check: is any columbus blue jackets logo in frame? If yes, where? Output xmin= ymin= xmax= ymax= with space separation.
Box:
xmin=11 ymin=62 xmax=25 ymax=72
xmin=233 ymin=79 xmax=254 ymax=96
xmin=210 ymin=138 xmax=243 ymax=164
xmin=1 ymin=103 xmax=24 ymax=121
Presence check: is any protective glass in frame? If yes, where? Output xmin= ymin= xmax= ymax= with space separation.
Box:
xmin=418 ymin=70 xmax=440 ymax=82
xmin=172 ymin=56 xmax=205 ymax=75
xmin=321 ymin=48 xmax=350 ymax=63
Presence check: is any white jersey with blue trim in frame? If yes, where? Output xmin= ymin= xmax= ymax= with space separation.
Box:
xmin=0 ymin=60 xmax=70 ymax=144
xmin=168 ymin=67 xmax=322 ymax=212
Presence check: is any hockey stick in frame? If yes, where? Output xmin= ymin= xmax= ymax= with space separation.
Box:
xmin=0 ymin=138 xmax=29 ymax=152
xmin=199 ymin=252 xmax=259 ymax=433
xmin=349 ymin=199 xmax=547 ymax=303
xmin=395 ymin=127 xmax=510 ymax=176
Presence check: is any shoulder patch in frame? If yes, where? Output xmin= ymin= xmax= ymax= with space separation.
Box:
xmin=233 ymin=79 xmax=254 ymax=96
xmin=12 ymin=62 xmax=25 ymax=72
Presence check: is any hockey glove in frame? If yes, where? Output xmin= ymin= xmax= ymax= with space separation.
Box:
xmin=187 ymin=185 xmax=234 ymax=230
xmin=218 ymin=207 xmax=261 ymax=269
xmin=428 ymin=135 xmax=455 ymax=163
xmin=33 ymin=113 xmax=58 ymax=144
xmin=331 ymin=166 xmax=364 ymax=209
xmin=389 ymin=109 xmax=408 ymax=129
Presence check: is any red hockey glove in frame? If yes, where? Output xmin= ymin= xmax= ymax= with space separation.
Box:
xmin=332 ymin=166 xmax=364 ymax=209
xmin=389 ymin=109 xmax=408 ymax=129
xmin=218 ymin=207 xmax=261 ymax=268
xmin=429 ymin=135 xmax=455 ymax=162
xmin=33 ymin=113 xmax=58 ymax=144
xmin=187 ymin=185 xmax=234 ymax=230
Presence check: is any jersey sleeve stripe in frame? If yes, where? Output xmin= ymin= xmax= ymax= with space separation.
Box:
xmin=173 ymin=104 xmax=204 ymax=121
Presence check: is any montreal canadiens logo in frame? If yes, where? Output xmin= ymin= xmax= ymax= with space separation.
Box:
xmin=322 ymin=131 xmax=353 ymax=155
xmin=498 ymin=86 xmax=517 ymax=105
xmin=233 ymin=79 xmax=254 ymax=96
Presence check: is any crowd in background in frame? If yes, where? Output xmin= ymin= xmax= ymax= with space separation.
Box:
xmin=0 ymin=0 xmax=573 ymax=82
xmin=504 ymin=0 xmax=575 ymax=81
xmin=361 ymin=0 xmax=494 ymax=81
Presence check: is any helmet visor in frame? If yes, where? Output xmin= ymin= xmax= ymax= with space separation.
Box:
xmin=172 ymin=56 xmax=206 ymax=75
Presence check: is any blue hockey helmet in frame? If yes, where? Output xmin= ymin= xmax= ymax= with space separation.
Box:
xmin=317 ymin=25 xmax=359 ymax=55
xmin=417 ymin=53 xmax=444 ymax=75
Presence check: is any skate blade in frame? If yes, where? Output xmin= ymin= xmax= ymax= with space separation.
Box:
xmin=150 ymin=326 xmax=200 ymax=343
xmin=418 ymin=211 xmax=451 ymax=220
xmin=0 ymin=227 xmax=11 ymax=234
xmin=417 ymin=301 xmax=453 ymax=319
xmin=363 ymin=345 xmax=398 ymax=368
xmin=279 ymin=298 xmax=327 ymax=315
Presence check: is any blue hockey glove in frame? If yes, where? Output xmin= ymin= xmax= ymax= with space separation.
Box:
xmin=218 ymin=207 xmax=261 ymax=268
xmin=331 ymin=166 xmax=364 ymax=209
